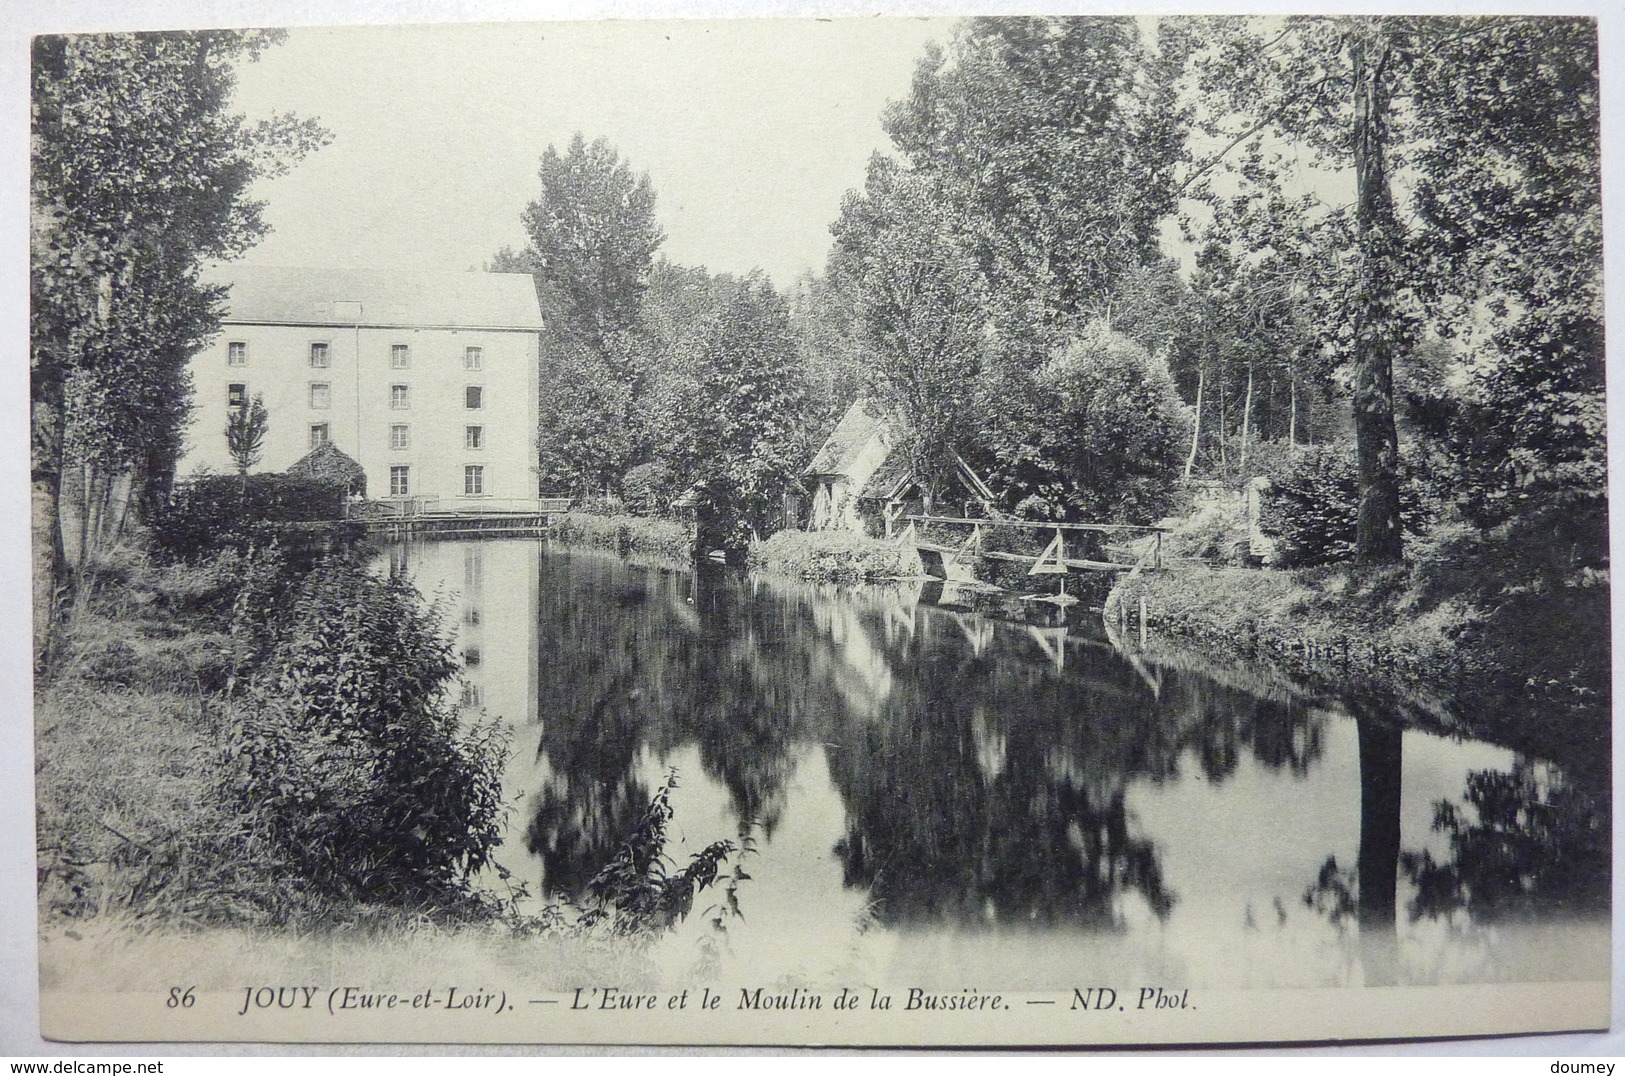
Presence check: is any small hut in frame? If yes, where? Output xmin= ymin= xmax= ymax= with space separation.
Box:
xmin=803 ymin=399 xmax=996 ymax=534
xmin=286 ymin=441 xmax=367 ymax=497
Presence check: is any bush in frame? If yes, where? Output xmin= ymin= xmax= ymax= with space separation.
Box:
xmin=748 ymin=529 xmax=903 ymax=582
xmin=1259 ymin=445 xmax=1441 ymax=568
xmin=153 ymin=473 xmax=347 ymax=560
xmin=1258 ymin=446 xmax=1360 ymax=567
xmin=220 ymin=560 xmax=507 ymax=909
xmin=620 ymin=462 xmax=677 ymax=517
xmin=554 ymin=512 xmax=691 ymax=562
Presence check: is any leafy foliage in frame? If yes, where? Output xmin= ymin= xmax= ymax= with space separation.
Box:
xmin=521 ymin=133 xmax=665 ymax=350
xmin=152 ymin=473 xmax=347 ymax=560
xmin=828 ymin=161 xmax=987 ymax=505
xmin=225 ymin=392 xmax=268 ymax=477
xmin=665 ymin=274 xmax=809 ymax=550
xmin=620 ymin=461 xmax=677 ymax=517
xmin=573 ymin=772 xmax=735 ymax=937
xmin=1259 ymin=444 xmax=1438 ymax=568
xmin=221 ymin=560 xmax=507 ymax=908
xmin=1017 ymin=324 xmax=1189 ymax=523
xmin=511 ymin=134 xmax=665 ymax=494
xmin=30 ymin=30 xmax=327 ymax=668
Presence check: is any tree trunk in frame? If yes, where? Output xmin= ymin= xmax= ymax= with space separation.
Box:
xmin=1289 ymin=372 xmax=1298 ymax=447
xmin=1184 ymin=367 xmax=1205 ymax=480
xmin=1350 ymin=28 xmax=1406 ymax=563
xmin=1239 ymin=364 xmax=1254 ymax=474
xmin=31 ymin=381 xmax=64 ymax=675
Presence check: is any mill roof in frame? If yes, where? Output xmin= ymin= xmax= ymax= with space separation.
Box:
xmin=804 ymin=399 xmax=891 ymax=478
xmin=201 ymin=264 xmax=544 ymax=332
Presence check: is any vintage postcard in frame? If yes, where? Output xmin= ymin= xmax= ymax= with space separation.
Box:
xmin=25 ymin=9 xmax=1613 ymax=1048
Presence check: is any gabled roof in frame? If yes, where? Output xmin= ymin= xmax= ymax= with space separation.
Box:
xmin=804 ymin=398 xmax=890 ymax=477
xmin=287 ymin=441 xmax=365 ymax=487
xmin=201 ymin=264 xmax=544 ymax=332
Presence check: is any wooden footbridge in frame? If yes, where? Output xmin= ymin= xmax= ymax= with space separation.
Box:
xmin=888 ymin=514 xmax=1167 ymax=590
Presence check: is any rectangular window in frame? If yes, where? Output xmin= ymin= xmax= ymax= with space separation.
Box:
xmin=464 ymin=465 xmax=485 ymax=496
xmin=227 ymin=342 xmax=247 ymax=367
xmin=227 ymin=383 xmax=247 ymax=411
xmin=390 ymin=384 xmax=410 ymax=410
xmin=389 ymin=465 xmax=410 ymax=497
xmin=309 ymin=342 xmax=330 ymax=368
xmin=465 ymin=385 xmax=483 ymax=410
xmin=463 ymin=346 xmax=483 ymax=371
xmin=309 ymin=423 xmax=329 ymax=449
xmin=390 ymin=424 xmax=410 ymax=450
xmin=465 ymin=425 xmax=484 ymax=450
xmin=309 ymin=381 xmax=331 ymax=409
xmin=390 ymin=344 xmax=411 ymax=369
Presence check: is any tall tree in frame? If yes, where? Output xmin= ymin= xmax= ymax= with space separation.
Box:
xmin=30 ymin=30 xmax=327 ymax=667
xmin=511 ymin=134 xmax=664 ymax=492
xmin=666 ymin=273 xmax=809 ymax=551
xmin=1405 ymin=17 xmax=1604 ymax=575
xmin=883 ymin=16 xmax=1192 ymax=341
xmin=829 ymin=160 xmax=988 ymax=510
xmin=1181 ymin=15 xmax=1599 ymax=563
xmin=521 ymin=133 xmax=665 ymax=353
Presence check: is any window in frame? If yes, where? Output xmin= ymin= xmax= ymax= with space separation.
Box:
xmin=464 ymin=385 xmax=483 ymax=410
xmin=309 ymin=382 xmax=331 ymax=409
xmin=309 ymin=423 xmax=329 ymax=449
xmin=389 ymin=424 xmax=410 ymax=450
xmin=463 ymin=647 xmax=481 ymax=669
xmin=463 ymin=346 xmax=483 ymax=371
xmin=390 ymin=384 xmax=410 ymax=410
xmin=227 ymin=383 xmax=247 ymax=412
xmin=465 ymin=425 xmax=484 ymax=450
xmin=309 ymin=342 xmax=330 ymax=368
xmin=460 ymin=684 xmax=483 ymax=708
xmin=390 ymin=344 xmax=411 ymax=369
xmin=227 ymin=342 xmax=247 ymax=367
xmin=389 ymin=465 xmax=410 ymax=497
xmin=463 ymin=606 xmax=481 ymax=627
xmin=464 ymin=465 xmax=485 ymax=496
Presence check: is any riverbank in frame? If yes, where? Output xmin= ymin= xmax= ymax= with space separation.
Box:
xmin=34 ymin=540 xmax=733 ymax=961
xmin=554 ymin=511 xmax=692 ymax=561
xmin=1108 ymin=559 xmax=1611 ymax=767
xmin=747 ymin=529 xmax=904 ymax=582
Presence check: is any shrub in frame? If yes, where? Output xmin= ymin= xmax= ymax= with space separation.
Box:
xmin=573 ymin=494 xmax=627 ymax=518
xmin=153 ymin=473 xmax=347 ymax=560
xmin=620 ymin=462 xmax=677 ymax=517
xmin=554 ymin=512 xmax=691 ymax=562
xmin=220 ymin=560 xmax=506 ymax=909
xmin=1259 ymin=445 xmax=1441 ymax=568
xmin=1258 ymin=446 xmax=1360 ymax=567
xmin=748 ymin=529 xmax=903 ymax=582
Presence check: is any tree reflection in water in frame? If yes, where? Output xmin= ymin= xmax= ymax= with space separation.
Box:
xmin=517 ymin=550 xmax=1340 ymax=925
xmin=1403 ymin=759 xmax=1609 ymax=924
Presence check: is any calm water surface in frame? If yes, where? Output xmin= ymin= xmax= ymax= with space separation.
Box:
xmin=383 ymin=538 xmax=1610 ymax=990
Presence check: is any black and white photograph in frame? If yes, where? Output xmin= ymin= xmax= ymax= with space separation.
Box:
xmin=16 ymin=6 xmax=1616 ymax=1049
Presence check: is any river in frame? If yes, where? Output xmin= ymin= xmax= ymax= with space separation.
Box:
xmin=382 ymin=537 xmax=1610 ymax=991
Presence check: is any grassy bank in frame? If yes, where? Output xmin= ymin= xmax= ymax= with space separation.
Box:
xmin=747 ymin=529 xmax=905 ymax=582
xmin=553 ymin=511 xmax=692 ymax=562
xmin=36 ymin=540 xmax=735 ymax=967
xmin=1110 ymin=558 xmax=1610 ymax=762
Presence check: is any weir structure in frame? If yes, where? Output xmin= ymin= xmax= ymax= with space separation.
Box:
xmin=889 ymin=514 xmax=1168 ymax=589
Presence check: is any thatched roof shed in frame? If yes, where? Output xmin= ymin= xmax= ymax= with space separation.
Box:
xmin=287 ymin=441 xmax=366 ymax=496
